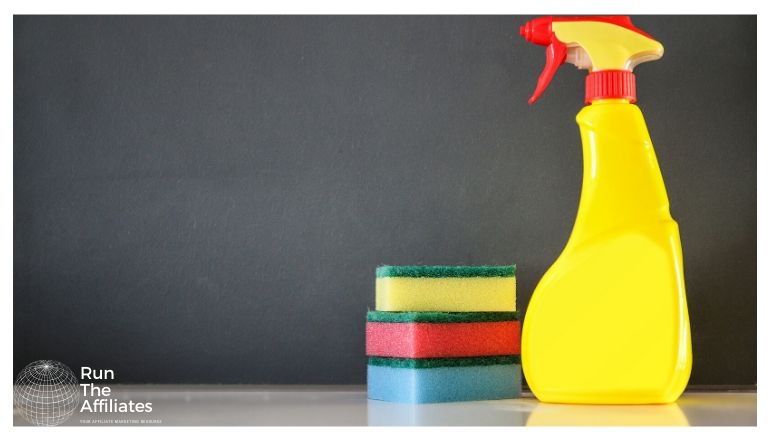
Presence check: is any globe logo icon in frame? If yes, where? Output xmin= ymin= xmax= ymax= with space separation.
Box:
xmin=14 ymin=360 xmax=81 ymax=426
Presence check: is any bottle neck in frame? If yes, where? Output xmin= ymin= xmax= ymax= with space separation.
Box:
xmin=585 ymin=70 xmax=636 ymax=105
xmin=572 ymin=103 xmax=671 ymax=235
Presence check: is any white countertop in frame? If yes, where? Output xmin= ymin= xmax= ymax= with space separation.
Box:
xmin=13 ymin=386 xmax=756 ymax=426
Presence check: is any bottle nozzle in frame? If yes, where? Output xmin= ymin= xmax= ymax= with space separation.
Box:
xmin=520 ymin=16 xmax=663 ymax=104
xmin=519 ymin=17 xmax=554 ymax=46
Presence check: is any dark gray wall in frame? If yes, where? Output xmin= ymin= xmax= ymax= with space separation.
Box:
xmin=14 ymin=16 xmax=756 ymax=385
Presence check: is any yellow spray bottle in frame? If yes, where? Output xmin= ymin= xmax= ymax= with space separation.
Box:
xmin=520 ymin=16 xmax=691 ymax=404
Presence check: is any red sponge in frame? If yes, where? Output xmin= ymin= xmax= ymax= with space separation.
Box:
xmin=366 ymin=321 xmax=521 ymax=358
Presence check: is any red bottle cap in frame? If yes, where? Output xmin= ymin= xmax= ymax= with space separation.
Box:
xmin=585 ymin=70 xmax=637 ymax=104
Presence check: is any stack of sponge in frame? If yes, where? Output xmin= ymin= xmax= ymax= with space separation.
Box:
xmin=367 ymin=265 xmax=521 ymax=403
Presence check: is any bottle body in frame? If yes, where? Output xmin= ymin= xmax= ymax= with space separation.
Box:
xmin=522 ymin=100 xmax=692 ymax=404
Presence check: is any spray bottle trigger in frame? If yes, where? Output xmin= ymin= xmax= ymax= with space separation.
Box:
xmin=528 ymin=38 xmax=567 ymax=105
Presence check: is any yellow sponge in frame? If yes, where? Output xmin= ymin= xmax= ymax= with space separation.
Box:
xmin=375 ymin=265 xmax=516 ymax=312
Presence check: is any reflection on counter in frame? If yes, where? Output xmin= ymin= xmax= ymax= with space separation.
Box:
xmin=367 ymin=398 xmax=691 ymax=426
xmin=367 ymin=399 xmax=531 ymax=426
xmin=526 ymin=402 xmax=689 ymax=426
xmin=368 ymin=392 xmax=757 ymax=427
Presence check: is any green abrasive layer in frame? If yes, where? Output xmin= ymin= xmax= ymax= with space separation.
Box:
xmin=375 ymin=265 xmax=516 ymax=278
xmin=368 ymin=355 xmax=521 ymax=369
xmin=367 ymin=310 xmax=519 ymax=323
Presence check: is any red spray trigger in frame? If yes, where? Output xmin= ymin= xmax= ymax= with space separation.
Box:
xmin=530 ymin=39 xmax=567 ymax=105
xmin=520 ymin=17 xmax=567 ymax=105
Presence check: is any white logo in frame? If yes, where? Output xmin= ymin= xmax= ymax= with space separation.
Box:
xmin=14 ymin=360 xmax=81 ymax=426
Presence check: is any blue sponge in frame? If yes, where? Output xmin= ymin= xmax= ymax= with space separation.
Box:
xmin=367 ymin=362 xmax=522 ymax=404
